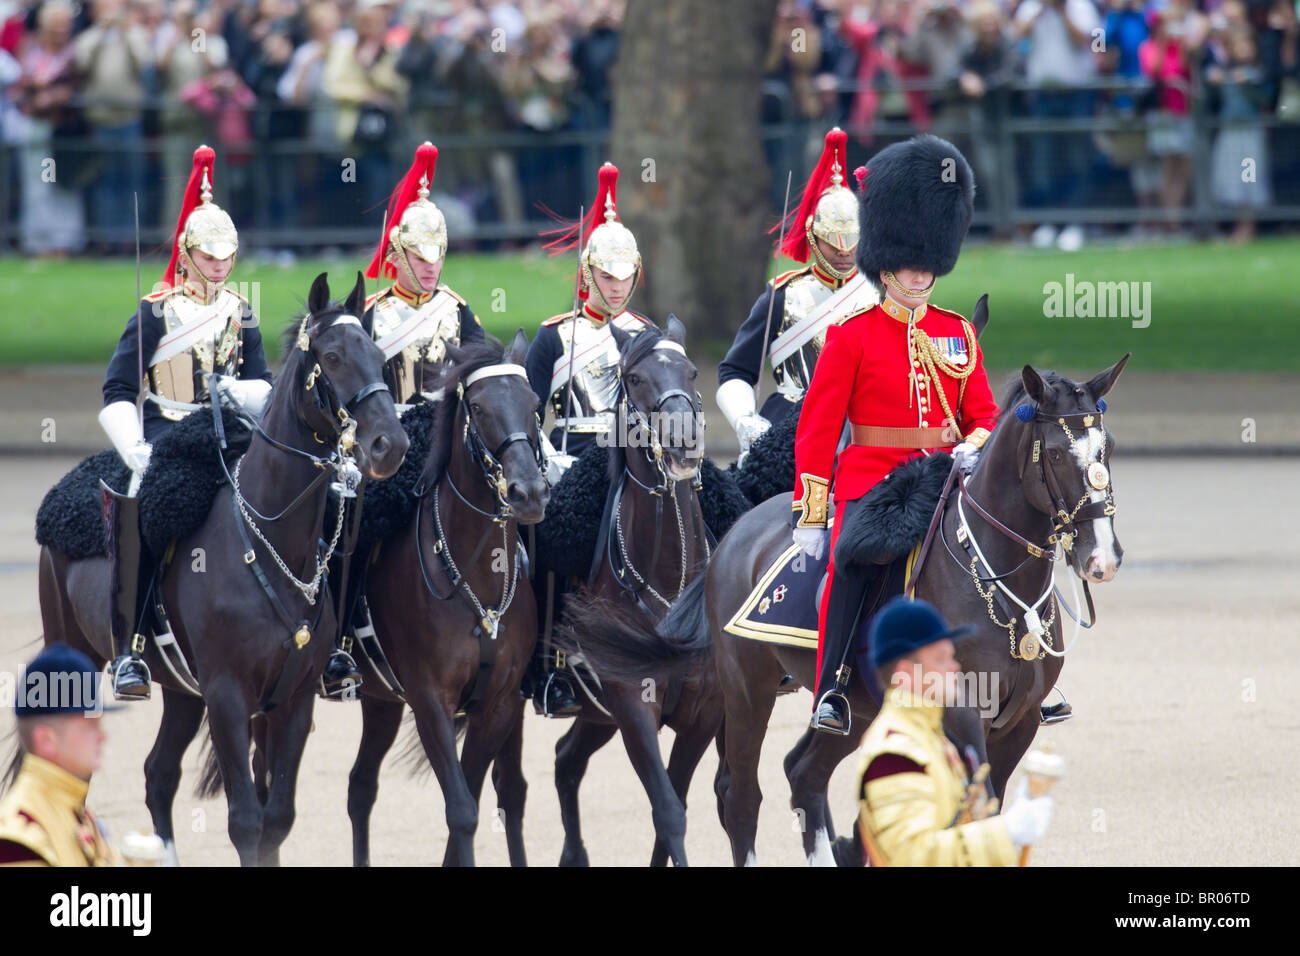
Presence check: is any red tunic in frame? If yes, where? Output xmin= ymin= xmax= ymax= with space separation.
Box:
xmin=792 ymin=298 xmax=999 ymax=520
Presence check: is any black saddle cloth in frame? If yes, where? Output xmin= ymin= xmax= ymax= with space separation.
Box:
xmin=35 ymin=407 xmax=251 ymax=559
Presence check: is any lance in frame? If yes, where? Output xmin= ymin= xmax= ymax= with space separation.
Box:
xmin=560 ymin=205 xmax=585 ymax=456
xmin=134 ymin=191 xmax=143 ymax=430
xmin=754 ymin=171 xmax=794 ymax=408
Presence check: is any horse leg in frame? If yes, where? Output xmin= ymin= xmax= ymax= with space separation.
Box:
xmin=787 ymin=727 xmax=860 ymax=866
xmin=252 ymin=717 xmax=270 ymax=806
xmin=203 ymin=679 xmax=262 ymax=866
xmin=451 ymin=709 xmax=520 ymax=868
xmin=143 ymin=688 xmax=205 ymax=867
xmin=649 ymin=720 xmax=717 ymax=867
xmin=712 ymin=726 xmax=728 ymax=833
xmin=610 ymin=696 xmax=688 ymax=867
xmin=489 ymin=703 xmax=529 ymax=867
xmin=554 ymin=717 xmax=617 ymax=867
xmin=348 ymin=695 xmax=405 ymax=867
xmin=987 ymin=712 xmax=1042 ymax=802
xmin=721 ymin=685 xmax=777 ymax=866
xmin=256 ymin=694 xmax=315 ymax=867
xmin=409 ymin=692 xmax=478 ymax=867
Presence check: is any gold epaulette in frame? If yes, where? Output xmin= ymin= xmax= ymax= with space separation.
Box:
xmin=541 ymin=311 xmax=575 ymax=327
xmin=142 ymin=288 xmax=172 ymax=303
xmin=772 ymin=267 xmax=810 ymax=290
xmin=437 ymin=284 xmax=466 ymax=306
xmin=364 ymin=290 xmax=384 ymax=310
xmin=922 ymin=303 xmax=967 ymax=324
xmin=226 ymin=286 xmax=249 ymax=305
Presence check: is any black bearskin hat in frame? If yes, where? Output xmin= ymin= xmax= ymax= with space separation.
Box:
xmin=856 ymin=135 xmax=975 ymax=294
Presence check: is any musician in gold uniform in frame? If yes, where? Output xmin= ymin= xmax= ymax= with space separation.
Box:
xmin=856 ymin=597 xmax=1054 ymax=866
xmin=0 ymin=646 xmax=122 ymax=867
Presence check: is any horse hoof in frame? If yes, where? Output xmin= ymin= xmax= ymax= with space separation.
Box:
xmin=558 ymin=847 xmax=590 ymax=867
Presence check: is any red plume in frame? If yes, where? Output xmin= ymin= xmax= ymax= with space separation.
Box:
xmin=853 ymin=166 xmax=868 ymax=193
xmin=162 ymin=145 xmax=216 ymax=287
xmin=772 ymin=128 xmax=848 ymax=263
xmin=366 ymin=142 xmax=439 ymax=280
xmin=542 ymin=162 xmax=620 ymax=258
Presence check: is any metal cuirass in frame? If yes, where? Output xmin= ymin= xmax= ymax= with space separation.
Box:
xmin=148 ymin=288 xmax=244 ymax=421
xmin=548 ymin=311 xmax=645 ymax=432
xmin=371 ymin=289 xmax=462 ymax=403
xmin=771 ymin=272 xmax=842 ymax=401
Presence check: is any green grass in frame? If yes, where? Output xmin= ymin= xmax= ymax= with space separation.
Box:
xmin=2 ymin=237 xmax=1297 ymax=372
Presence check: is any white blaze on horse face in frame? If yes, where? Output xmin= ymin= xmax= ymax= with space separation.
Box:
xmin=1073 ymin=426 xmax=1119 ymax=582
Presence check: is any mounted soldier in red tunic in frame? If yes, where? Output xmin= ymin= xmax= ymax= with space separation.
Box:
xmin=791 ymin=135 xmax=1000 ymax=735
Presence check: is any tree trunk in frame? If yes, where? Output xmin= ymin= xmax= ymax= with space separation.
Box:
xmin=610 ymin=0 xmax=779 ymax=341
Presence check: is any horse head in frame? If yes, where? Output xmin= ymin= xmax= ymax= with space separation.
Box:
xmin=298 ymin=272 xmax=409 ymax=480
xmin=441 ymin=330 xmax=550 ymax=524
xmin=609 ymin=314 xmax=702 ymax=483
xmin=1002 ymin=353 xmax=1130 ymax=583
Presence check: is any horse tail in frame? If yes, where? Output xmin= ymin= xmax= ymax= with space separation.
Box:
xmin=195 ymin=716 xmax=224 ymax=799
xmin=395 ymin=710 xmax=468 ymax=780
xmin=555 ymin=574 xmax=714 ymax=688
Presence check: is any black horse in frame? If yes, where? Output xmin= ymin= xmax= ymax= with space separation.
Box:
xmin=567 ymin=354 xmax=1129 ymax=865
xmin=38 ymin=273 xmax=408 ymax=866
xmin=346 ymin=332 xmax=550 ymax=867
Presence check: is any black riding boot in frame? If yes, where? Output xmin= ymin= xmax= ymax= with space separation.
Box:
xmin=320 ymin=596 xmax=366 ymax=701
xmin=526 ymin=647 xmax=581 ymax=718
xmin=101 ymin=482 xmax=150 ymax=701
xmin=810 ymin=562 xmax=879 ymax=736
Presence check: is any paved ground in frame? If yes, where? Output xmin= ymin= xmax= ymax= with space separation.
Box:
xmin=2 ymin=451 xmax=1295 ymax=866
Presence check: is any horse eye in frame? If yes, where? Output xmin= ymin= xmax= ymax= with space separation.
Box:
xmin=323 ymin=352 xmax=340 ymax=367
xmin=470 ymin=403 xmax=482 ymax=416
xmin=689 ymin=368 xmax=698 ymax=380
xmin=627 ymin=373 xmax=640 ymax=387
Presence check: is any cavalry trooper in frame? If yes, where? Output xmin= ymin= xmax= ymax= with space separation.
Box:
xmin=791 ymin=135 xmax=1000 ymax=735
xmin=856 ymin=597 xmax=1054 ymax=866
xmin=717 ymin=128 xmax=877 ymax=464
xmin=0 ymin=645 xmax=124 ymax=866
xmin=524 ymin=161 xmax=654 ymax=716
xmin=319 ymin=141 xmax=486 ymax=699
xmin=362 ymin=140 xmax=484 ymax=403
xmin=99 ymin=145 xmax=273 ymax=701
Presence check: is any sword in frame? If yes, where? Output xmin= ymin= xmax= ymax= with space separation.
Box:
xmin=754 ymin=171 xmax=793 ymax=407
xmin=134 ymin=191 xmax=143 ymax=431
xmin=560 ymin=205 xmax=585 ymax=456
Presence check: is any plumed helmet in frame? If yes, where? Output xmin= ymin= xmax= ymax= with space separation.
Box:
xmin=856 ymin=135 xmax=974 ymax=293
xmin=367 ymin=142 xmax=448 ymax=279
xmin=778 ymin=128 xmax=860 ymax=263
xmin=164 ymin=145 xmax=238 ymax=286
xmin=542 ymin=162 xmax=641 ymax=310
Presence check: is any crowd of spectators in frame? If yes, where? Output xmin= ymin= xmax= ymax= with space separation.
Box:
xmin=1 ymin=0 xmax=1295 ymax=255
xmin=767 ymin=0 xmax=1299 ymax=243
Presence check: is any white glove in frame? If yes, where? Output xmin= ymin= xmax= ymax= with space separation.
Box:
xmin=1000 ymin=777 xmax=1054 ymax=849
xmin=216 ymin=375 xmax=273 ymax=420
xmin=539 ymin=430 xmax=575 ymax=485
xmin=952 ymin=441 xmax=980 ymax=476
xmin=735 ymin=414 xmax=772 ymax=454
xmin=793 ymin=526 xmax=826 ymax=561
xmin=99 ymin=401 xmax=152 ymax=474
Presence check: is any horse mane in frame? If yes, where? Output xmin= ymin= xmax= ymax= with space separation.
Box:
xmin=416 ymin=338 xmax=507 ymax=493
xmin=273 ymin=305 xmax=348 ymax=387
xmin=607 ymin=323 xmax=666 ymax=483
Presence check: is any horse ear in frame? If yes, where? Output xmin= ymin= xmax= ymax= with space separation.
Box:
xmin=1021 ymin=364 xmax=1050 ymax=406
xmin=1085 ymin=352 xmax=1130 ymax=403
xmin=971 ymin=294 xmax=989 ymax=340
xmin=308 ymin=273 xmax=330 ymax=316
xmin=608 ymin=321 xmax=632 ymax=350
xmin=665 ymin=313 xmax=687 ymax=346
xmin=508 ymin=328 xmax=528 ymax=366
xmin=345 ymin=271 xmax=366 ymax=319
xmin=444 ymin=341 xmax=468 ymax=368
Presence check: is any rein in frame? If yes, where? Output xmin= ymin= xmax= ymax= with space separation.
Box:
xmin=411 ymin=362 xmax=541 ymax=709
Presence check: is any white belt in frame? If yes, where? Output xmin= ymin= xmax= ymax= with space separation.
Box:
xmin=555 ymin=414 xmax=612 ymax=433
xmin=147 ymin=391 xmax=205 ymax=414
xmin=775 ymin=381 xmax=805 ymax=400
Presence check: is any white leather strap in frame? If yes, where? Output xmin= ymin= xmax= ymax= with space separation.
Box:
xmin=465 ymin=363 xmax=528 ymax=387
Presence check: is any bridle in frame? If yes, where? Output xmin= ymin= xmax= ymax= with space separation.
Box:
xmin=936 ymin=397 xmax=1115 ymax=662
xmin=605 ymin=337 xmax=710 ymax=613
xmin=414 ymin=361 xmax=544 ymax=648
xmin=217 ymin=312 xmax=391 ymax=605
